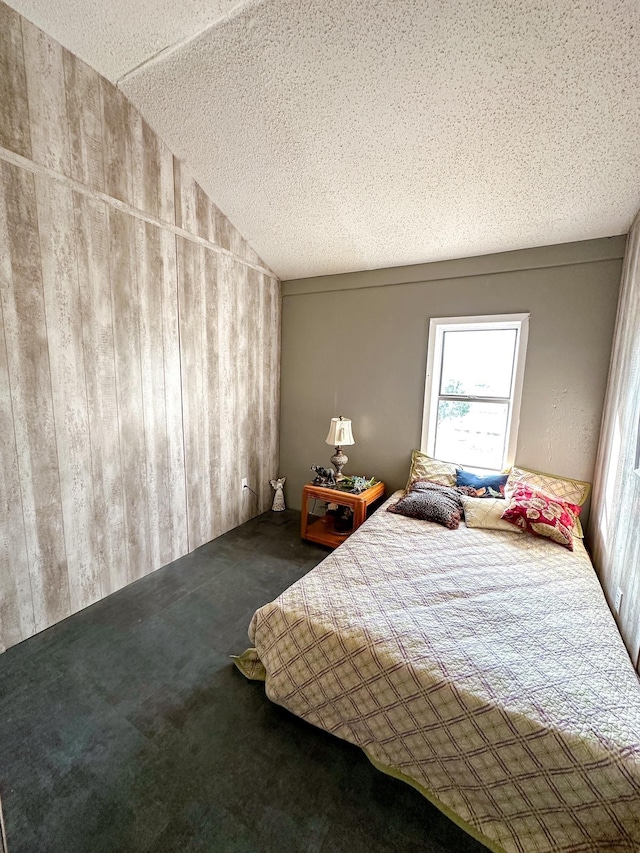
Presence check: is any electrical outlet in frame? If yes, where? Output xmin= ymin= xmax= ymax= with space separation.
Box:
xmin=614 ymin=587 xmax=623 ymax=613
xmin=241 ymin=477 xmax=248 ymax=493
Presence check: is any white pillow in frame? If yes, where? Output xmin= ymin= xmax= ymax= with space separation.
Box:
xmin=462 ymin=496 xmax=524 ymax=533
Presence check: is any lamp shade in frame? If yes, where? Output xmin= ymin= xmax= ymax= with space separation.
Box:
xmin=325 ymin=417 xmax=355 ymax=447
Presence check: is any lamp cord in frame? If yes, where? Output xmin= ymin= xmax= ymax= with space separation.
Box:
xmin=243 ymin=485 xmax=259 ymax=498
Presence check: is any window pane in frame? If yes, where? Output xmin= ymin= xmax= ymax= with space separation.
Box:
xmin=434 ymin=400 xmax=509 ymax=469
xmin=439 ymin=329 xmax=517 ymax=397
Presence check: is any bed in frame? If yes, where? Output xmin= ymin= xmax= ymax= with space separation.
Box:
xmin=235 ymin=493 xmax=640 ymax=853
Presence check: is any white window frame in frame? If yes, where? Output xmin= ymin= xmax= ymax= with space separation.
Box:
xmin=421 ymin=313 xmax=530 ymax=471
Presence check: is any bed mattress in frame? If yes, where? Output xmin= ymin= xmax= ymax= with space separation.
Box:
xmin=238 ymin=495 xmax=640 ymax=853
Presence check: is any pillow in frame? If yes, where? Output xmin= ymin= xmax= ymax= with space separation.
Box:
xmin=461 ymin=496 xmax=524 ymax=533
xmin=504 ymin=466 xmax=590 ymax=538
xmin=456 ymin=469 xmax=508 ymax=498
xmin=388 ymin=481 xmax=466 ymax=529
xmin=405 ymin=450 xmax=458 ymax=490
xmin=500 ymin=485 xmax=581 ymax=549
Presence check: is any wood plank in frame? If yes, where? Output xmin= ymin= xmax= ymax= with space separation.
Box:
xmin=35 ymin=174 xmax=99 ymax=613
xmin=173 ymin=158 xmax=197 ymax=236
xmin=254 ymin=271 xmax=267 ymax=511
xmin=74 ymin=191 xmax=128 ymax=596
xmin=226 ymin=215 xmax=263 ymax=268
xmin=175 ymin=236 xmax=190 ymax=548
xmin=132 ymin=113 xmax=156 ymax=217
xmin=262 ymin=272 xmax=275 ymax=508
xmin=234 ymin=260 xmax=249 ymax=525
xmin=202 ymin=247 xmax=220 ymax=540
xmin=0 ymin=209 xmax=34 ymax=651
xmin=195 ymin=183 xmax=216 ymax=244
xmin=172 ymin=157 xmax=183 ymax=229
xmin=267 ymin=276 xmax=281 ymax=492
xmin=62 ymin=49 xmax=104 ymax=192
xmin=159 ymin=230 xmax=187 ymax=559
xmin=216 ymin=253 xmax=238 ymax=534
xmin=177 ymin=236 xmax=205 ymax=550
xmin=157 ymin=136 xmax=175 ymax=226
xmin=144 ymin=121 xmax=175 ymax=223
xmin=0 ymin=161 xmax=69 ymax=632
xmin=229 ymin=222 xmax=245 ymax=259
xmin=135 ymin=218 xmax=171 ymax=569
xmin=217 ymin=207 xmax=231 ymax=252
xmin=101 ymin=77 xmax=133 ymax=206
xmin=0 ymin=2 xmax=31 ymax=159
xmin=108 ymin=205 xmax=151 ymax=582
xmin=190 ymin=243 xmax=211 ymax=547
xmin=239 ymin=234 xmax=262 ymax=269
xmin=257 ymin=271 xmax=269 ymax=512
xmin=195 ymin=241 xmax=208 ymax=546
xmin=245 ymin=267 xmax=260 ymax=517
xmin=209 ymin=202 xmax=225 ymax=249
xmin=131 ymin=115 xmax=174 ymax=222
xmin=22 ymin=19 xmax=70 ymax=176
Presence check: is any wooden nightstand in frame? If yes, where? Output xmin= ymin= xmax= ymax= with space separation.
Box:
xmin=301 ymin=481 xmax=385 ymax=548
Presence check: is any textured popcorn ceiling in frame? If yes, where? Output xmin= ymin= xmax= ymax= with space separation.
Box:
xmin=7 ymin=0 xmax=640 ymax=279
xmin=5 ymin=0 xmax=250 ymax=81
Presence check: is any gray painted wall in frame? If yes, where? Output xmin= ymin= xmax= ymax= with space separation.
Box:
xmin=281 ymin=237 xmax=624 ymax=512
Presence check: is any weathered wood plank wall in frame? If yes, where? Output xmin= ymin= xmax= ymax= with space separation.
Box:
xmin=0 ymin=1 xmax=280 ymax=652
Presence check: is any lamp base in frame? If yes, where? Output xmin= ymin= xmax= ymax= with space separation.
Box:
xmin=330 ymin=446 xmax=348 ymax=481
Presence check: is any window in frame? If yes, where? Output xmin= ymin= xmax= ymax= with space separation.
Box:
xmin=421 ymin=314 xmax=529 ymax=471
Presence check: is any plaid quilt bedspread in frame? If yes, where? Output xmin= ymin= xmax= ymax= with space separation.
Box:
xmin=245 ymin=496 xmax=640 ymax=853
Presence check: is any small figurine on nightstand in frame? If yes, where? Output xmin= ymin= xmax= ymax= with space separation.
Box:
xmin=310 ymin=465 xmax=336 ymax=486
xmin=270 ymin=477 xmax=286 ymax=511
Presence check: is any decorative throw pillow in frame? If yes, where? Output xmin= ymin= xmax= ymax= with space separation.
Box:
xmin=504 ymin=466 xmax=591 ymax=504
xmin=500 ymin=485 xmax=581 ymax=549
xmin=405 ymin=450 xmax=458 ymax=490
xmin=389 ymin=481 xmax=467 ymax=529
xmin=504 ymin=466 xmax=590 ymax=538
xmin=456 ymin=469 xmax=508 ymax=498
xmin=461 ymin=496 xmax=524 ymax=533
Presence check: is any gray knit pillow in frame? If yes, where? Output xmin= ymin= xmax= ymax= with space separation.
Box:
xmin=388 ymin=480 xmax=472 ymax=529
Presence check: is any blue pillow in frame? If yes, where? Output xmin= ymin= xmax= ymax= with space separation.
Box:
xmin=456 ymin=470 xmax=508 ymax=498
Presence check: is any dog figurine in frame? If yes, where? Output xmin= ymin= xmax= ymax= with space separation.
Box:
xmin=270 ymin=477 xmax=286 ymax=511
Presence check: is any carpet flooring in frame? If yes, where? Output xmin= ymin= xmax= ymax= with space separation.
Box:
xmin=0 ymin=509 xmax=488 ymax=853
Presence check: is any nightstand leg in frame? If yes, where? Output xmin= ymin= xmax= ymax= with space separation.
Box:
xmin=354 ymin=502 xmax=366 ymax=530
xmin=301 ymin=490 xmax=309 ymax=539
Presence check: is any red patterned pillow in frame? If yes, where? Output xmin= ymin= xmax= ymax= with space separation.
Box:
xmin=500 ymin=485 xmax=581 ymax=549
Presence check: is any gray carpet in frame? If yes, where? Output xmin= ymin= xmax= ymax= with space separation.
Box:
xmin=0 ymin=510 xmax=488 ymax=852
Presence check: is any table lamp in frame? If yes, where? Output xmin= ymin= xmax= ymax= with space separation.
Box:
xmin=325 ymin=416 xmax=355 ymax=481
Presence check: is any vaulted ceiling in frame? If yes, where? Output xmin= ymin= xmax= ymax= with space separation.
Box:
xmin=7 ymin=0 xmax=640 ymax=279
